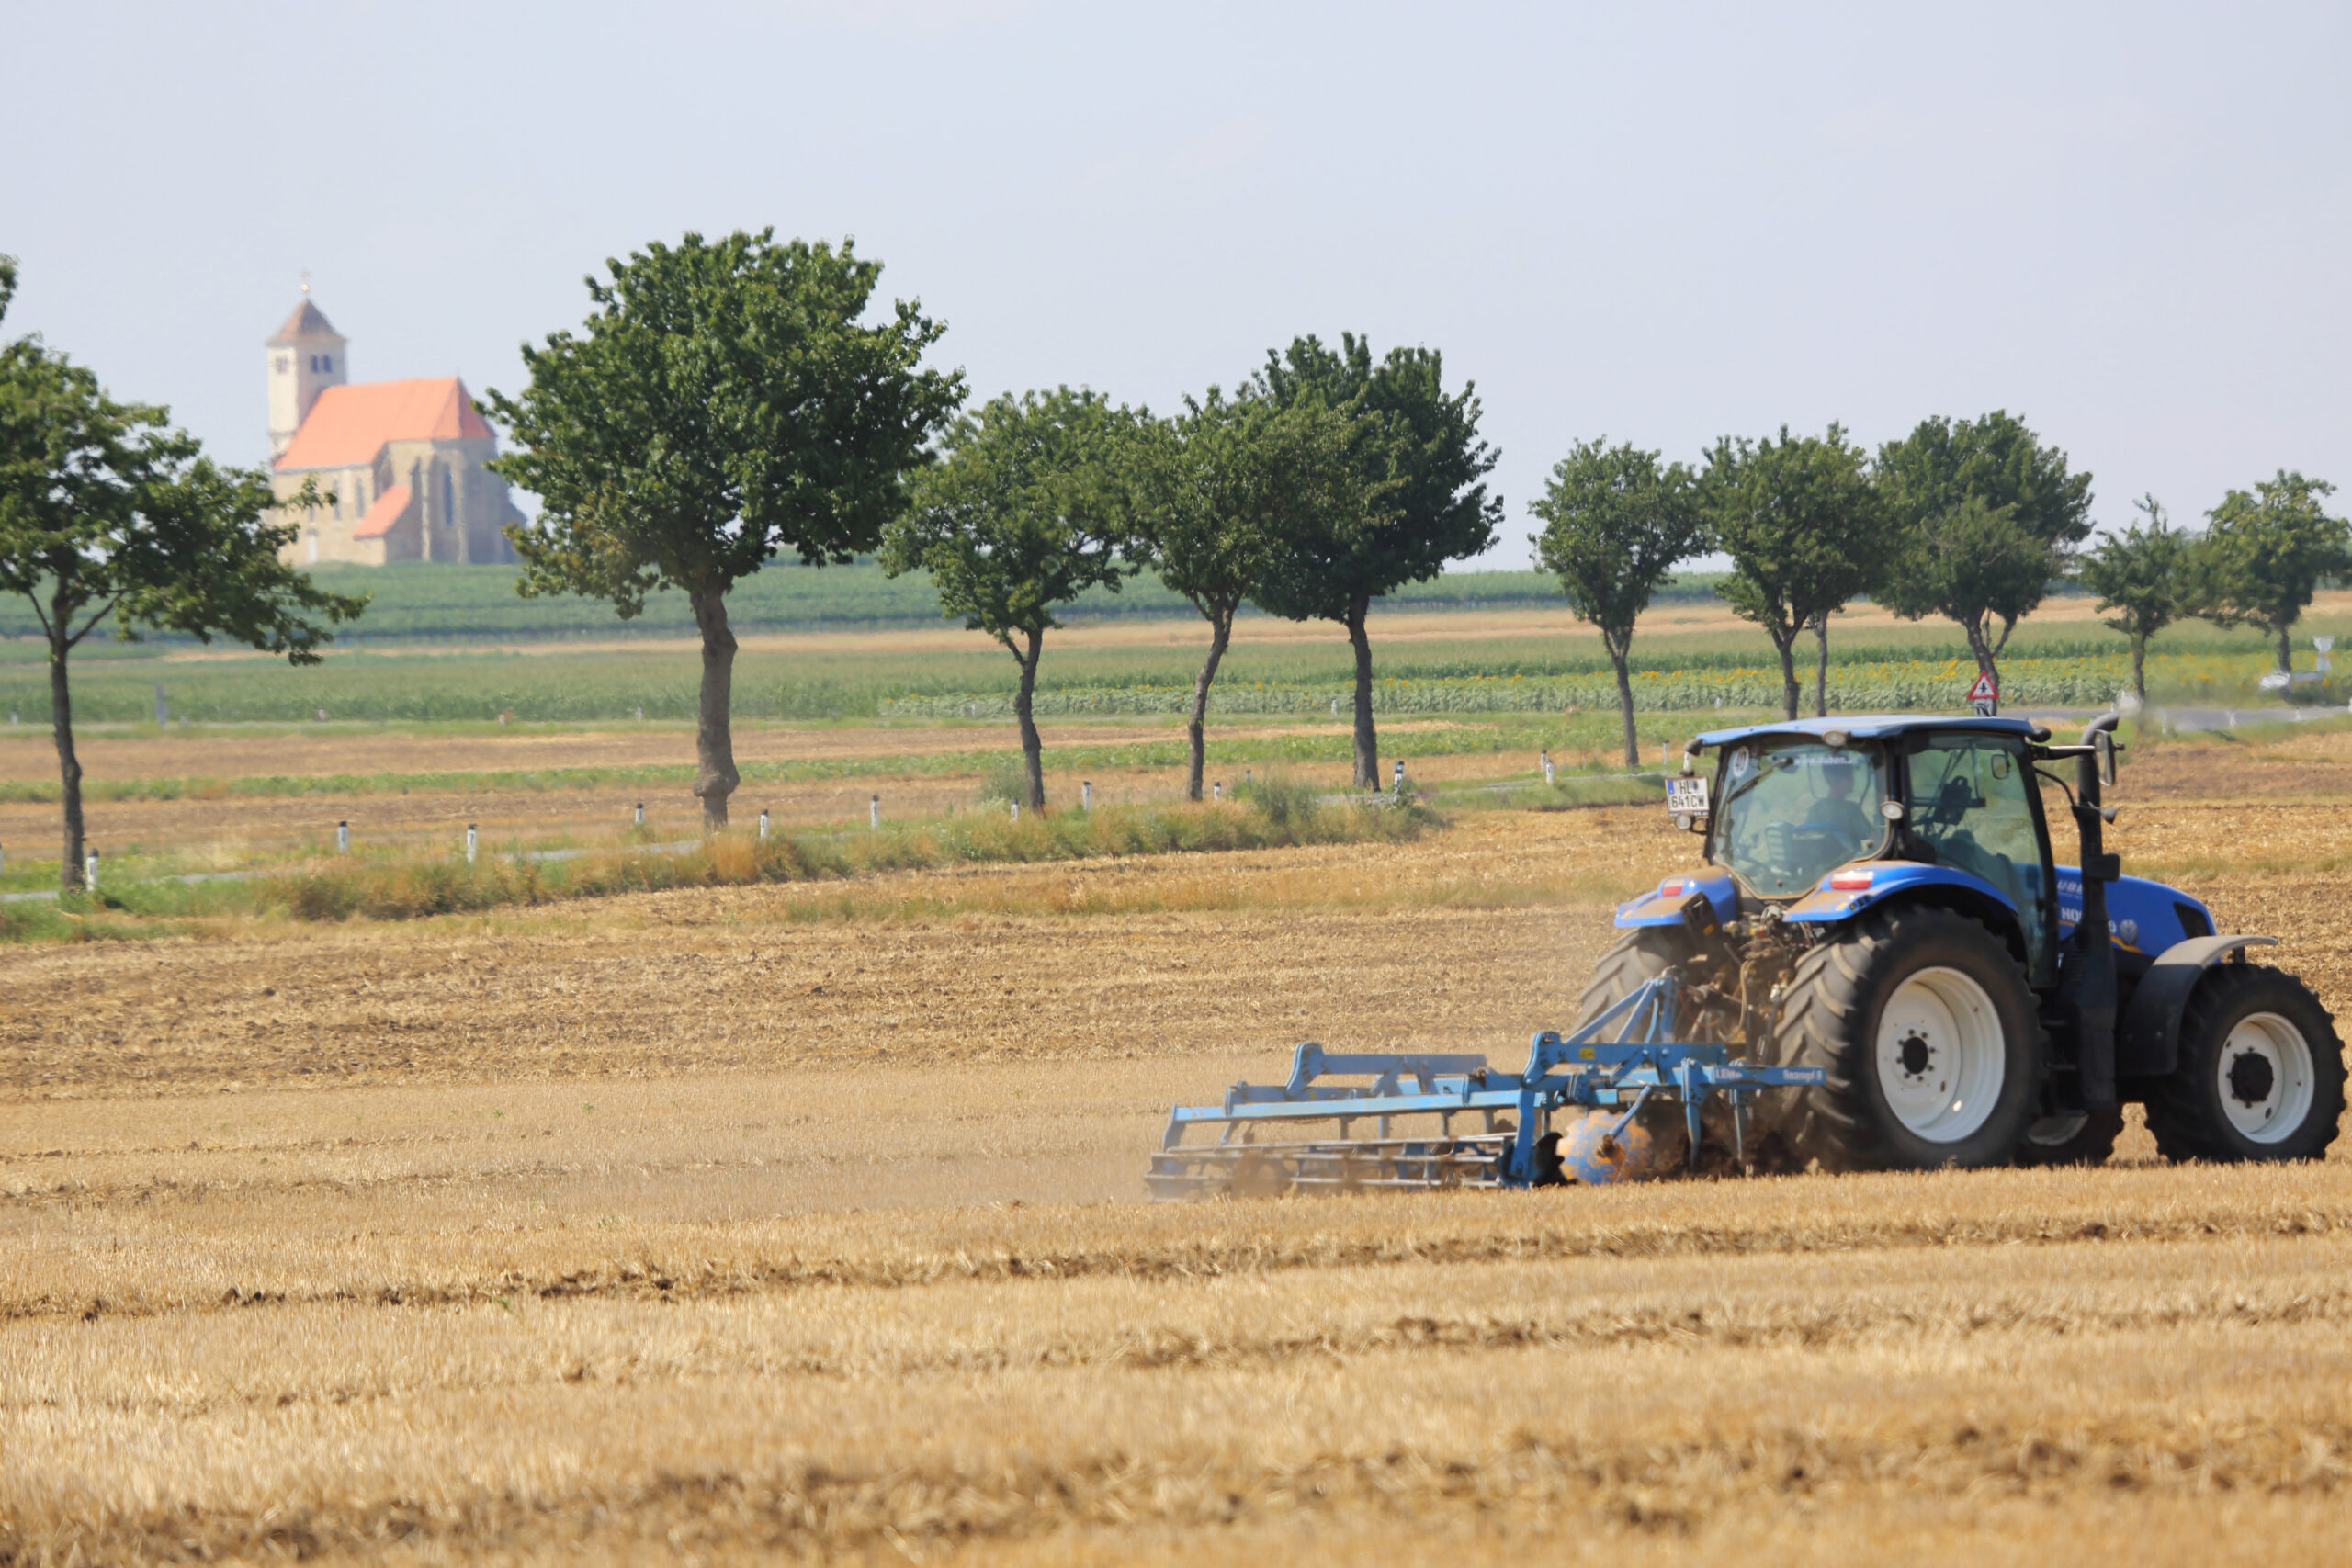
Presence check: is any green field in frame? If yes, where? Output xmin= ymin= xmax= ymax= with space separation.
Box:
xmin=0 ymin=562 xmax=1731 ymax=646
xmin=3 ymin=606 xmax=2340 ymax=728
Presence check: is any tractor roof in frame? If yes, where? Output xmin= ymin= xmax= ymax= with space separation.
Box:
xmin=1693 ymin=714 xmax=2047 ymax=748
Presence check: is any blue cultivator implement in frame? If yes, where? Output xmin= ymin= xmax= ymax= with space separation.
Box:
xmin=1147 ymin=975 xmax=1825 ymax=1200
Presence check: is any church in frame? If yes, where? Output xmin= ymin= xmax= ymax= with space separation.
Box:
xmin=266 ymin=296 xmax=525 ymax=566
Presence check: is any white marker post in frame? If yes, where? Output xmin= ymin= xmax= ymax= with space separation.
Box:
xmin=758 ymin=809 xmax=771 ymax=840
xmin=337 ymin=821 xmax=350 ymax=854
xmin=1541 ymin=750 xmax=1555 ymax=786
xmin=465 ymin=825 xmax=479 ymax=864
xmin=1011 ymin=800 xmax=1020 ymax=822
xmin=1081 ymin=781 xmax=1092 ymax=811
xmin=1392 ymin=760 xmax=1405 ymax=795
xmin=84 ymin=847 xmax=98 ymax=890
xmin=870 ymin=795 xmax=880 ymax=829
xmin=633 ymin=803 xmax=644 ymax=828
xmin=1212 ymin=781 xmax=1222 ymax=801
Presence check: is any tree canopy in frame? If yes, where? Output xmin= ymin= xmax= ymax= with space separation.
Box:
xmin=1126 ymin=387 xmax=1368 ymax=798
xmin=1875 ymin=412 xmax=2093 ymax=686
xmin=1252 ymin=333 xmax=1496 ymax=785
xmin=882 ymin=387 xmax=1133 ymax=809
xmin=2193 ymin=469 xmax=2348 ymax=674
xmin=2078 ymin=494 xmax=2191 ymax=699
xmin=1532 ymin=438 xmax=1704 ymax=762
xmin=485 ymin=230 xmax=963 ymax=826
xmin=1699 ymin=424 xmax=1881 ymax=720
xmin=1 ymin=268 xmax=366 ymax=888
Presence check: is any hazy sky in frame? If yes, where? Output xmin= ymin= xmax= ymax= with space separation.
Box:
xmin=5 ymin=1 xmax=2345 ymax=569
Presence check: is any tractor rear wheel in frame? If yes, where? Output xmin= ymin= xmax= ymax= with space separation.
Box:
xmin=2143 ymin=964 xmax=2345 ymax=1163
xmin=1572 ymin=927 xmax=1688 ymax=1029
xmin=1774 ymin=905 xmax=2043 ymax=1172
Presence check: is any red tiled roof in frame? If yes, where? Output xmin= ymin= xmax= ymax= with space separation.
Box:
xmin=350 ymin=483 xmax=413 ymax=540
xmin=267 ymin=299 xmax=344 ymax=345
xmin=275 ymin=378 xmax=493 ymax=471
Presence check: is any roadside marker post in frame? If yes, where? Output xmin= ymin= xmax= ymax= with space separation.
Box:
xmin=337 ymin=821 xmax=350 ymax=854
xmin=758 ymin=809 xmax=771 ymax=840
xmin=1081 ymin=781 xmax=1092 ymax=811
xmin=465 ymin=825 xmax=478 ymax=864
xmin=870 ymin=795 xmax=880 ymax=829
xmin=84 ymin=848 xmax=98 ymax=890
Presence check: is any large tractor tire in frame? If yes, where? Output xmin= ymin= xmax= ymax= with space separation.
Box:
xmin=1773 ymin=905 xmax=2044 ymax=1172
xmin=2143 ymin=964 xmax=2346 ymax=1163
xmin=1572 ymin=927 xmax=1687 ymax=1029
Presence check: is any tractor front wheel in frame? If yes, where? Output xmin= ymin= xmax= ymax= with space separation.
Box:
xmin=2143 ymin=964 xmax=2345 ymax=1163
xmin=1774 ymin=906 xmax=2043 ymax=1172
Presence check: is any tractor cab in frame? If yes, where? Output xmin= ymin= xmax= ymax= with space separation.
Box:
xmin=1695 ymin=718 xmax=2060 ymax=984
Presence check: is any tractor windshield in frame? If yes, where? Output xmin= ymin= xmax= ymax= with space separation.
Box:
xmin=1713 ymin=739 xmax=1890 ymax=897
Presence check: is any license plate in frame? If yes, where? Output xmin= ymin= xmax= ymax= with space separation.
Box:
xmin=1666 ymin=775 xmax=1709 ymax=815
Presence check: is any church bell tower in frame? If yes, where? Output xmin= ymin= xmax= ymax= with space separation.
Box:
xmin=266 ymin=289 xmax=348 ymax=457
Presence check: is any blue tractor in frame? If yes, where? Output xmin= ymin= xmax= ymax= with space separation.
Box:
xmin=1148 ymin=714 xmax=2343 ymax=1196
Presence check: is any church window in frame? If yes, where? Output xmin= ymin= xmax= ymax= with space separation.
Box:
xmin=274 ymin=355 xmax=289 ymax=374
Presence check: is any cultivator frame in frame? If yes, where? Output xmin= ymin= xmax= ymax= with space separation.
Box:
xmin=1148 ymin=976 xmax=1826 ymax=1200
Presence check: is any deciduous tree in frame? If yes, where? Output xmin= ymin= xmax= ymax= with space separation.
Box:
xmin=1699 ymin=424 xmax=1882 ymax=721
xmin=1875 ymin=412 xmax=2093 ymax=692
xmin=2192 ymin=470 xmax=2348 ymax=675
xmin=486 ymin=231 xmax=962 ymax=829
xmin=1253 ymin=334 xmax=1497 ymax=787
xmin=882 ymin=389 xmax=1132 ymax=810
xmin=0 ymin=258 xmax=366 ymax=890
xmin=2079 ymin=494 xmax=2190 ymax=700
xmin=1532 ymin=439 xmax=1704 ymax=763
xmin=1126 ymin=389 xmax=1369 ymax=799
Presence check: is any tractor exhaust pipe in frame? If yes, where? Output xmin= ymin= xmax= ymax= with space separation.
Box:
xmin=2066 ymin=713 xmax=2124 ymax=1109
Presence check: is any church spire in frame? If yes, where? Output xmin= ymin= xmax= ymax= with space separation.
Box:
xmin=266 ymin=293 xmax=348 ymax=457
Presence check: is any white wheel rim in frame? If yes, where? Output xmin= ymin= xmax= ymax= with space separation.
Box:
xmin=2215 ymin=1010 xmax=2315 ymax=1145
xmin=1874 ymin=966 xmax=2006 ymax=1143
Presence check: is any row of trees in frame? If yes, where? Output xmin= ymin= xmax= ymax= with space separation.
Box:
xmin=497 ymin=234 xmax=1503 ymax=818
xmin=1538 ymin=417 xmax=2346 ymax=761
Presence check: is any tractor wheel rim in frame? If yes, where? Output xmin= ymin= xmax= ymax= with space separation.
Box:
xmin=2216 ymin=1010 xmax=2315 ymax=1144
xmin=1874 ymin=965 xmax=2005 ymax=1142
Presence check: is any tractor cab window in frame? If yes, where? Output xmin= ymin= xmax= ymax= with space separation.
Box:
xmin=1906 ymin=734 xmax=2052 ymax=975
xmin=1713 ymin=739 xmax=1890 ymax=897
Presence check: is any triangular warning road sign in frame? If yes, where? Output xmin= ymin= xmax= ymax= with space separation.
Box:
xmin=1966 ymin=671 xmax=1998 ymax=703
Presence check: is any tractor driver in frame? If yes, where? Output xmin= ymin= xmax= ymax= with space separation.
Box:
xmin=1804 ymin=755 xmax=1877 ymax=856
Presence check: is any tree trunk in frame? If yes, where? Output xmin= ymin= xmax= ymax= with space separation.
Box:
xmin=51 ymin=640 xmax=85 ymax=894
xmin=1345 ymin=593 xmax=1377 ymax=788
xmin=2278 ymin=624 xmax=2293 ymax=677
xmin=1963 ymin=614 xmax=1999 ymax=702
xmin=2132 ymin=633 xmax=2147 ymax=700
xmin=1812 ymin=612 xmax=1830 ymax=718
xmin=1014 ymin=627 xmax=1046 ymax=810
xmin=1770 ymin=626 xmax=1800 ymax=721
xmin=1607 ymin=631 xmax=1638 ymax=769
xmin=689 ymin=583 xmax=740 ymax=830
xmin=1184 ymin=607 xmax=1234 ymax=802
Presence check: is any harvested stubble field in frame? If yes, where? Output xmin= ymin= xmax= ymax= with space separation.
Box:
xmin=5 ymin=730 xmax=2352 ymax=1563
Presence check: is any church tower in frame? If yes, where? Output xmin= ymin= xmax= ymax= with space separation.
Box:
xmin=266 ymin=293 xmax=347 ymax=457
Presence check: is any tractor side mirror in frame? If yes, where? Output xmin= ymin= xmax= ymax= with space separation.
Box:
xmin=2092 ymin=729 xmax=2118 ymax=788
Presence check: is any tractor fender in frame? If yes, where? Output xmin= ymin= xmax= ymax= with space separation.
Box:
xmin=2117 ymin=934 xmax=2278 ymax=1078
xmin=1781 ymin=861 xmax=2018 ymax=925
xmin=1614 ymin=871 xmax=1738 ymax=930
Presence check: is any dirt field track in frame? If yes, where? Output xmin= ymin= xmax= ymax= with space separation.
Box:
xmin=6 ymin=778 xmax=2352 ymax=1560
